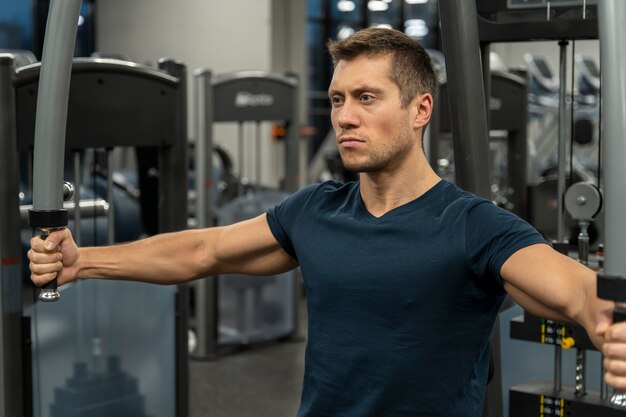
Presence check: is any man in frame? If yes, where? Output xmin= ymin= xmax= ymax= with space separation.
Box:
xmin=29 ymin=28 xmax=626 ymax=416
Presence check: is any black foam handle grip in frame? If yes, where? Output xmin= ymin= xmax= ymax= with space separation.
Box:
xmin=614 ymin=306 xmax=626 ymax=324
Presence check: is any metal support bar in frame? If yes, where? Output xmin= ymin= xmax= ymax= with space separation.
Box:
xmin=285 ymin=73 xmax=301 ymax=193
xmin=238 ymin=122 xmax=245 ymax=183
xmin=158 ymin=58 xmax=190 ymax=417
xmin=599 ymin=0 xmax=626 ymax=278
xmin=598 ymin=0 xmax=626 ymax=408
xmin=256 ymin=121 xmax=262 ymax=184
xmin=0 ymin=53 xmax=24 ymax=417
xmin=31 ymin=0 xmax=81 ymax=211
xmin=556 ymin=41 xmax=569 ymax=243
xmin=191 ymin=68 xmax=219 ymax=360
xmin=29 ymin=0 xmax=82 ymax=302
xmin=438 ymin=0 xmax=491 ymax=199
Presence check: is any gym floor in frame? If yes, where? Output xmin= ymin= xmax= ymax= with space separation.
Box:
xmin=189 ymin=306 xmax=307 ymax=417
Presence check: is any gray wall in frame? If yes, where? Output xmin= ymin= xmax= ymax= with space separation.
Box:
xmin=96 ymin=0 xmax=271 ymax=74
xmin=96 ymin=0 xmax=307 ymax=188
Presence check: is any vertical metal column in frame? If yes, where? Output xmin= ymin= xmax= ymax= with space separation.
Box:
xmin=255 ymin=122 xmax=262 ymax=184
xmin=158 ymin=58 xmax=190 ymax=417
xmin=556 ymin=41 xmax=569 ymax=243
xmin=437 ymin=0 xmax=491 ymax=199
xmin=29 ymin=0 xmax=82 ymax=301
xmin=238 ymin=122 xmax=245 ymax=184
xmin=598 ymin=0 xmax=626 ymax=279
xmin=191 ymin=68 xmax=219 ymax=360
xmin=552 ymin=40 xmax=570 ymax=395
xmin=598 ymin=0 xmax=626 ymax=408
xmin=285 ymin=73 xmax=301 ymax=193
xmin=481 ymin=43 xmax=491 ymax=130
xmin=0 ymin=53 xmax=24 ymax=417
xmin=194 ymin=69 xmax=214 ymax=230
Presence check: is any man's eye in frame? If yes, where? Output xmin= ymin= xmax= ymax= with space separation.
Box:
xmin=330 ymin=96 xmax=343 ymax=105
xmin=361 ymin=94 xmax=373 ymax=102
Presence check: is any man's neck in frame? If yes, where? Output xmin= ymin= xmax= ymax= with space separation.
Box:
xmin=359 ymin=156 xmax=441 ymax=218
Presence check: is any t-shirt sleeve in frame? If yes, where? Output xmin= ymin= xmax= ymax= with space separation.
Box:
xmin=266 ymin=183 xmax=319 ymax=261
xmin=465 ymin=200 xmax=548 ymax=292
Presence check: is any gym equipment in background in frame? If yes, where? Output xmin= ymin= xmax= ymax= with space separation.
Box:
xmin=437 ymin=1 xmax=619 ymax=416
xmin=429 ymin=68 xmax=529 ymax=218
xmin=0 ymin=54 xmax=189 ymax=417
xmin=190 ymin=69 xmax=301 ymax=359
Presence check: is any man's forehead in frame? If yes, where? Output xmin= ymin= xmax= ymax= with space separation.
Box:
xmin=329 ymin=57 xmax=393 ymax=91
xmin=333 ymin=53 xmax=392 ymax=70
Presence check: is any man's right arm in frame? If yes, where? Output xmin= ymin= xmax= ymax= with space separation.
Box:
xmin=28 ymin=213 xmax=298 ymax=286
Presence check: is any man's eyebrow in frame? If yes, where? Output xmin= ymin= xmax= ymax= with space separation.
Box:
xmin=354 ymin=85 xmax=384 ymax=94
xmin=328 ymin=85 xmax=385 ymax=97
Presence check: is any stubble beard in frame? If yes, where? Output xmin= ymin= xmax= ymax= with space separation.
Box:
xmin=340 ymin=127 xmax=414 ymax=174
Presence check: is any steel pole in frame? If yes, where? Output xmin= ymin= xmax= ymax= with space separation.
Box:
xmin=28 ymin=0 xmax=82 ymax=301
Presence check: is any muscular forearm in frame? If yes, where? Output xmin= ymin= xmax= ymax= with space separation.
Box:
xmin=76 ymin=229 xmax=217 ymax=284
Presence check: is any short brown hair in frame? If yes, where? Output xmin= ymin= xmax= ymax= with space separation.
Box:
xmin=327 ymin=28 xmax=438 ymax=108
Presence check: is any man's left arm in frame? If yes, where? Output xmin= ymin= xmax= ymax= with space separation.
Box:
xmin=501 ymin=243 xmax=626 ymax=389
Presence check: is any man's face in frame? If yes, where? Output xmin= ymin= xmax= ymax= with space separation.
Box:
xmin=328 ymin=54 xmax=417 ymax=173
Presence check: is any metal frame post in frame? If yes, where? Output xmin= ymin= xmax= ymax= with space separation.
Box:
xmin=28 ymin=0 xmax=82 ymax=301
xmin=285 ymin=72 xmax=301 ymax=193
xmin=438 ymin=0 xmax=491 ymax=199
xmin=0 ymin=53 xmax=24 ymax=417
xmin=599 ymin=0 xmax=626 ymax=278
xmin=191 ymin=69 xmax=219 ymax=360
xmin=158 ymin=58 xmax=190 ymax=417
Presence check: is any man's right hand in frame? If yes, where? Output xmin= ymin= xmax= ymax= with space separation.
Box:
xmin=28 ymin=228 xmax=80 ymax=287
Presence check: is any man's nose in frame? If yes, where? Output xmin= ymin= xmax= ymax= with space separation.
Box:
xmin=336 ymin=100 xmax=359 ymax=129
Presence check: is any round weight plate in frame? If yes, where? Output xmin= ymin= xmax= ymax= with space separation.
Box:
xmin=564 ymin=182 xmax=602 ymax=221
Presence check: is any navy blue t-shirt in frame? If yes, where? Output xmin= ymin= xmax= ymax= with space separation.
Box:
xmin=266 ymin=179 xmax=547 ymax=417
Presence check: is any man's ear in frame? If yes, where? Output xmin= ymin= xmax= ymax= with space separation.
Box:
xmin=413 ymin=93 xmax=433 ymax=129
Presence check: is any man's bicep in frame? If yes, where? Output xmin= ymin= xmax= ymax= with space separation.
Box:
xmin=214 ymin=213 xmax=298 ymax=276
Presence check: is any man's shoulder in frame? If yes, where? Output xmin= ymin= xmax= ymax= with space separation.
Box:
xmin=435 ymin=180 xmax=489 ymax=211
xmin=292 ymin=180 xmax=358 ymax=202
xmin=274 ymin=180 xmax=358 ymax=216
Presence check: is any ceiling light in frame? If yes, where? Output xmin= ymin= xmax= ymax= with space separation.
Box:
xmin=337 ymin=0 xmax=356 ymax=13
xmin=405 ymin=0 xmax=429 ymax=4
xmin=368 ymin=1 xmax=389 ymax=12
xmin=405 ymin=20 xmax=429 ymax=38
xmin=337 ymin=26 xmax=356 ymax=40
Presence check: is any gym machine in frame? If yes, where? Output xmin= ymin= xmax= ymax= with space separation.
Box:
xmin=0 ymin=3 xmax=189 ymax=415
xmin=492 ymin=1 xmax=625 ymax=416
xmin=437 ymin=0 xmax=626 ymax=416
xmin=189 ymin=69 xmax=301 ymax=359
xmin=473 ymin=1 xmax=611 ymax=416
xmin=525 ymin=52 xmax=603 ymax=246
xmin=429 ymin=68 xmax=529 ymax=218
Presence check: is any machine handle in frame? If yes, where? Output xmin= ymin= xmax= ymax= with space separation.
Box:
xmin=38 ymin=229 xmax=60 ymax=302
xmin=613 ymin=306 xmax=626 ymax=324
